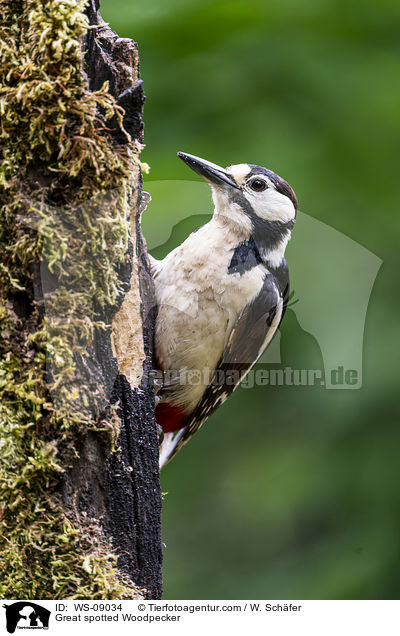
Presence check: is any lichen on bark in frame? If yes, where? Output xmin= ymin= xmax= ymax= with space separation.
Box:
xmin=0 ymin=0 xmax=157 ymax=599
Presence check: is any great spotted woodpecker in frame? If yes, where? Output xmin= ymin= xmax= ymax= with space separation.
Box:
xmin=149 ymin=152 xmax=297 ymax=468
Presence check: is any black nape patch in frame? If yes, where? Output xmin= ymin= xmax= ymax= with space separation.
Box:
xmin=228 ymin=239 xmax=262 ymax=275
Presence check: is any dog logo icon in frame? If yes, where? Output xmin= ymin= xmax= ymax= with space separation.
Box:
xmin=3 ymin=602 xmax=50 ymax=634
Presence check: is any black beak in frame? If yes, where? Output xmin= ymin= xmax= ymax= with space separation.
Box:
xmin=178 ymin=152 xmax=239 ymax=189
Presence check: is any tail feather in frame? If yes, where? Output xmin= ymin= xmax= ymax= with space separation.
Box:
xmin=159 ymin=428 xmax=188 ymax=469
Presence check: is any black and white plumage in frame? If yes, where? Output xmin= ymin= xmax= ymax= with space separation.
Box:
xmin=149 ymin=152 xmax=297 ymax=468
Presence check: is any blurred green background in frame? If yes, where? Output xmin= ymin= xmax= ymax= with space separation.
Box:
xmin=101 ymin=0 xmax=400 ymax=598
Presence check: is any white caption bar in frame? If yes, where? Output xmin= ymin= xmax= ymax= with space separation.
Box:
xmin=1 ymin=600 xmax=399 ymax=636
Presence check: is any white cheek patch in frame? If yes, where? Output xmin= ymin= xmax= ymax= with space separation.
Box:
xmin=248 ymin=189 xmax=296 ymax=223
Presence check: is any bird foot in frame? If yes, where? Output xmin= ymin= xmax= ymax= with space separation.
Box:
xmin=156 ymin=423 xmax=164 ymax=445
xmin=149 ymin=369 xmax=164 ymax=395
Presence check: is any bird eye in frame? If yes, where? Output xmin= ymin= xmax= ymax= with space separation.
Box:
xmin=248 ymin=178 xmax=267 ymax=192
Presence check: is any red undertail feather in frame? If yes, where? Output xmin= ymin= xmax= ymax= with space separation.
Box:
xmin=156 ymin=402 xmax=188 ymax=433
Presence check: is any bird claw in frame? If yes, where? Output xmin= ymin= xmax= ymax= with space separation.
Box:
xmin=154 ymin=393 xmax=163 ymax=406
xmin=156 ymin=423 xmax=164 ymax=445
xmin=149 ymin=369 xmax=164 ymax=395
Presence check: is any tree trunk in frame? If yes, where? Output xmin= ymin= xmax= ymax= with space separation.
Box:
xmin=0 ymin=0 xmax=162 ymax=599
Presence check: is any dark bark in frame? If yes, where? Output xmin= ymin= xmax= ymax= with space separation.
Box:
xmin=61 ymin=1 xmax=162 ymax=599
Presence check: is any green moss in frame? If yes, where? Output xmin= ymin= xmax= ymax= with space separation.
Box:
xmin=0 ymin=0 xmax=143 ymax=598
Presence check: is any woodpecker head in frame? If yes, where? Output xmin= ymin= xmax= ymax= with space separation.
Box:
xmin=178 ymin=152 xmax=297 ymax=263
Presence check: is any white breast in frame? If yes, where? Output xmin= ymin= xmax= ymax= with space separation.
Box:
xmin=152 ymin=219 xmax=267 ymax=411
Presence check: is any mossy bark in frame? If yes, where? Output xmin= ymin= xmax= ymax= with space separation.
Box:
xmin=0 ymin=0 xmax=162 ymax=599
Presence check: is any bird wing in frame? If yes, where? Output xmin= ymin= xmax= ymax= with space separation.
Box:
xmin=159 ymin=273 xmax=287 ymax=468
